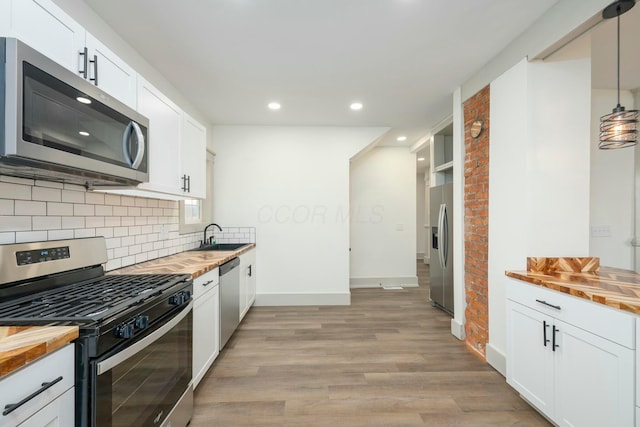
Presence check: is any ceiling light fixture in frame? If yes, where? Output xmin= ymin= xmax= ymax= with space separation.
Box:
xmin=599 ymin=0 xmax=638 ymax=149
xmin=397 ymin=136 xmax=407 ymax=142
xmin=417 ymin=157 xmax=425 ymax=161
xmin=350 ymin=102 xmax=363 ymax=111
xmin=267 ymin=102 xmax=281 ymax=110
xmin=76 ymin=96 xmax=91 ymax=105
xmin=79 ymin=131 xmax=90 ymax=136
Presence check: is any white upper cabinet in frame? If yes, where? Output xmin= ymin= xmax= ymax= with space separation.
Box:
xmin=1 ymin=0 xmax=137 ymax=108
xmin=181 ymin=113 xmax=207 ymax=199
xmin=137 ymin=77 xmax=182 ymax=195
xmin=3 ymin=0 xmax=85 ymax=73
xmin=85 ymin=32 xmax=137 ymax=109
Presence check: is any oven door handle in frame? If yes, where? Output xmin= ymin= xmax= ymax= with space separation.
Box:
xmin=97 ymin=302 xmax=192 ymax=375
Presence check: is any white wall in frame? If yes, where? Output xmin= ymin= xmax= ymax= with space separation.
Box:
xmin=349 ymin=147 xmax=417 ymax=287
xmin=589 ymin=89 xmax=635 ymax=269
xmin=212 ymin=126 xmax=387 ymax=305
xmin=487 ymin=37 xmax=592 ymax=375
xmin=451 ymin=87 xmax=465 ymax=340
xmin=416 ymin=173 xmax=426 ymax=259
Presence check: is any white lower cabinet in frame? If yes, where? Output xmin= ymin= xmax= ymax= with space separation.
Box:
xmin=506 ymin=278 xmax=635 ymax=427
xmin=239 ymin=248 xmax=256 ymax=321
xmin=0 ymin=344 xmax=75 ymax=427
xmin=192 ymin=268 xmax=220 ymax=389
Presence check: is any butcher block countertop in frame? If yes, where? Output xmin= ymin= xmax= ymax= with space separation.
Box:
xmin=109 ymin=243 xmax=256 ymax=279
xmin=0 ymin=326 xmax=78 ymax=378
xmin=506 ymin=257 xmax=640 ymax=315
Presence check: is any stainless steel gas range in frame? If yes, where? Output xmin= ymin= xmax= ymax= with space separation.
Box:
xmin=0 ymin=237 xmax=193 ymax=427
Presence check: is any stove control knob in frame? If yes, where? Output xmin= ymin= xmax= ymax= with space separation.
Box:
xmin=115 ymin=322 xmax=135 ymax=339
xmin=169 ymin=293 xmax=183 ymax=306
xmin=135 ymin=315 xmax=149 ymax=330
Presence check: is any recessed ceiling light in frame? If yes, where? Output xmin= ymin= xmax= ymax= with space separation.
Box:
xmin=350 ymin=102 xmax=363 ymax=111
xmin=397 ymin=136 xmax=407 ymax=142
xmin=79 ymin=131 xmax=90 ymax=136
xmin=268 ymin=102 xmax=281 ymax=110
xmin=76 ymin=96 xmax=91 ymax=104
xmin=417 ymin=157 xmax=425 ymax=161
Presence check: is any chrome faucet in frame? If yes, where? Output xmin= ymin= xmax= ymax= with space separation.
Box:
xmin=202 ymin=223 xmax=223 ymax=246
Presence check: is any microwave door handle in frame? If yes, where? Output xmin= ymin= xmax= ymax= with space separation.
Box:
xmin=122 ymin=122 xmax=145 ymax=170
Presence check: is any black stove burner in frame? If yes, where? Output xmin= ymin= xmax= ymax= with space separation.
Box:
xmin=0 ymin=274 xmax=189 ymax=322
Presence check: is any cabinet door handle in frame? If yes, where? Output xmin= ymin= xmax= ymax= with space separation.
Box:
xmin=89 ymin=54 xmax=98 ymax=85
xmin=78 ymin=47 xmax=88 ymax=78
xmin=202 ymin=279 xmax=214 ymax=287
xmin=535 ymin=299 xmax=561 ymax=310
xmin=3 ymin=376 xmax=63 ymax=416
xmin=186 ymin=175 xmax=191 ymax=193
xmin=248 ymin=265 xmax=252 ymax=277
xmin=543 ymin=320 xmax=550 ymax=347
xmin=181 ymin=174 xmax=187 ymax=192
xmin=552 ymin=325 xmax=559 ymax=351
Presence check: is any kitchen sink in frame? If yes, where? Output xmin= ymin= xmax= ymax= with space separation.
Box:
xmin=191 ymin=243 xmax=250 ymax=252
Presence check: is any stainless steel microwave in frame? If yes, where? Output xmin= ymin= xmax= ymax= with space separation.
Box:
xmin=0 ymin=38 xmax=149 ymax=187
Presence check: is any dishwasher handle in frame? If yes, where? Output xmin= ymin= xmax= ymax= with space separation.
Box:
xmin=219 ymin=257 xmax=240 ymax=275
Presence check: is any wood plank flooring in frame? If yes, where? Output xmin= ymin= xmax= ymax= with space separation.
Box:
xmin=191 ymin=262 xmax=550 ymax=426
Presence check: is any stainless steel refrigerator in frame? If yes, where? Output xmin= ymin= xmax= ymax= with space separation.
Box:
xmin=429 ymin=183 xmax=454 ymax=315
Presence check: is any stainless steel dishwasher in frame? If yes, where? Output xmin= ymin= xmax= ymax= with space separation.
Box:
xmin=219 ymin=257 xmax=240 ymax=350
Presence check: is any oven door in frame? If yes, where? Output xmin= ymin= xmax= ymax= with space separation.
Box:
xmin=92 ymin=303 xmax=193 ymax=427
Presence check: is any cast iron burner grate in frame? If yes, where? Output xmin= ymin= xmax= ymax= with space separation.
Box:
xmin=0 ymin=274 xmax=188 ymax=322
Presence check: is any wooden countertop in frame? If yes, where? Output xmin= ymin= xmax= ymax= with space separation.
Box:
xmin=506 ymin=257 xmax=640 ymax=315
xmin=0 ymin=326 xmax=78 ymax=378
xmin=109 ymin=243 xmax=256 ymax=279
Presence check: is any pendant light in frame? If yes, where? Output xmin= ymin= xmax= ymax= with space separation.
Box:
xmin=599 ymin=0 xmax=638 ymax=149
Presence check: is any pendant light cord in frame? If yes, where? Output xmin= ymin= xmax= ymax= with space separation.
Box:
xmin=617 ymin=11 xmax=621 ymax=107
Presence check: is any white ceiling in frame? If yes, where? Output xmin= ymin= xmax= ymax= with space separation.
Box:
xmin=83 ymin=0 xmax=560 ymax=149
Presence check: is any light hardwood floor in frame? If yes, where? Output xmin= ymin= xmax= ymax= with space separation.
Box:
xmin=191 ymin=261 xmax=550 ymax=426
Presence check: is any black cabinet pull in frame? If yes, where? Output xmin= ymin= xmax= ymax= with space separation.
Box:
xmin=89 ymin=55 xmax=98 ymax=86
xmin=180 ymin=174 xmax=188 ymax=192
xmin=552 ymin=325 xmax=559 ymax=351
xmin=202 ymin=279 xmax=214 ymax=287
xmin=535 ymin=299 xmax=561 ymax=310
xmin=78 ymin=47 xmax=88 ymax=78
xmin=3 ymin=376 xmax=63 ymax=416
xmin=186 ymin=175 xmax=191 ymax=193
xmin=543 ymin=320 xmax=550 ymax=347
xmin=248 ymin=265 xmax=252 ymax=277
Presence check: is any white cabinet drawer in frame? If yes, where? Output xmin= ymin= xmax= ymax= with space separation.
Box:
xmin=193 ymin=268 xmax=219 ymax=300
xmin=0 ymin=344 xmax=74 ymax=426
xmin=18 ymin=387 xmax=74 ymax=427
xmin=506 ymin=278 xmax=635 ymax=349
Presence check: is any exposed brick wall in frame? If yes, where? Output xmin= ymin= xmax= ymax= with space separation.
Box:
xmin=463 ymin=85 xmax=490 ymax=359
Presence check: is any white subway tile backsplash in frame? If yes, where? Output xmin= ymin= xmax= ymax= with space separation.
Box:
xmin=95 ymin=205 xmax=113 ymax=216
xmin=104 ymin=194 xmax=121 ymax=206
xmin=16 ymin=231 xmax=47 ymax=243
xmin=105 ymin=217 xmax=121 ymax=227
xmin=74 ymin=204 xmax=95 ymax=216
xmin=32 ymin=186 xmax=61 ymax=202
xmin=62 ymin=217 xmax=84 ymax=229
xmin=1 ymin=176 xmax=33 ymax=185
xmin=48 ymin=230 xmax=74 ymax=240
xmin=0 ymin=232 xmax=15 ymax=244
xmin=0 ymin=200 xmax=13 ymax=215
xmin=113 ymin=206 xmax=128 ymax=216
xmin=0 ymin=216 xmax=31 ymax=231
xmin=121 ymin=217 xmax=135 ymax=226
xmin=0 ymin=176 xmax=254 ymax=272
xmin=33 ymin=216 xmax=62 ymax=230
xmin=47 ymin=202 xmax=74 ymax=216
xmin=74 ymin=229 xmax=95 ymax=238
xmin=85 ymin=192 xmax=105 ymax=205
xmin=15 ymin=200 xmax=46 ymax=216
xmin=85 ymin=217 xmax=105 ymax=228
xmin=61 ymin=190 xmax=85 ymax=204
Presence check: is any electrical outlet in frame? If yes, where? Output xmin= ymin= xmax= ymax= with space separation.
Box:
xmin=590 ymin=225 xmax=611 ymax=238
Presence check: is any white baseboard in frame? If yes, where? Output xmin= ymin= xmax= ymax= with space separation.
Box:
xmin=416 ymin=252 xmax=425 ymax=260
xmin=255 ymin=292 xmax=350 ymax=306
xmin=350 ymin=276 xmax=418 ymax=289
xmin=423 ymin=256 xmax=429 ymax=265
xmin=450 ymin=318 xmax=465 ymax=340
xmin=486 ymin=343 xmax=506 ymax=377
